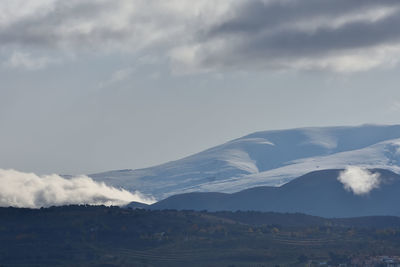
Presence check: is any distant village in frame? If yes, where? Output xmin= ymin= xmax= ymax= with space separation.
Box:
xmin=351 ymin=256 xmax=400 ymax=267
xmin=308 ymin=255 xmax=400 ymax=267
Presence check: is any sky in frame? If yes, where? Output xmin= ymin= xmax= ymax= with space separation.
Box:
xmin=2 ymin=0 xmax=400 ymax=175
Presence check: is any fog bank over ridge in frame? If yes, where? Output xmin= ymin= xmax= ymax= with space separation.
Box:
xmin=0 ymin=169 xmax=155 ymax=208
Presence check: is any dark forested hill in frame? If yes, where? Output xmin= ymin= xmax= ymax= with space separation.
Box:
xmin=1 ymin=206 xmax=400 ymax=266
xmin=150 ymin=169 xmax=400 ymax=217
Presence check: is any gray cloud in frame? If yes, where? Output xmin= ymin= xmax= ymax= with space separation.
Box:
xmin=3 ymin=51 xmax=56 ymax=70
xmin=230 ymin=17 xmax=400 ymax=56
xmin=172 ymin=0 xmax=400 ymax=72
xmin=2 ymin=0 xmax=400 ymax=72
xmin=209 ymin=0 xmax=399 ymax=35
xmin=0 ymin=1 xmax=127 ymax=48
xmin=0 ymin=0 xmax=221 ymax=50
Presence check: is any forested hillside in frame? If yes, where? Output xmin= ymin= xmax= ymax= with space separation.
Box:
xmin=1 ymin=206 xmax=400 ymax=266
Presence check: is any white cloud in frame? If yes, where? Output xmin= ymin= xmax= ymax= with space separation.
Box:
xmin=338 ymin=166 xmax=381 ymax=195
xmin=0 ymin=169 xmax=155 ymax=208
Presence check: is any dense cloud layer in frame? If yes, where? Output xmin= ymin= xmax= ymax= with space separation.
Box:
xmin=1 ymin=0 xmax=400 ymax=72
xmin=175 ymin=0 xmax=400 ymax=72
xmin=338 ymin=166 xmax=381 ymax=195
xmin=0 ymin=0 xmax=230 ymax=50
xmin=0 ymin=169 xmax=154 ymax=208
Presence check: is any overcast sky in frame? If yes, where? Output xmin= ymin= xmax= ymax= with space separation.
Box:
xmin=2 ymin=0 xmax=400 ymax=175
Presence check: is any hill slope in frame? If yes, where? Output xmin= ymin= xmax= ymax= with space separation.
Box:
xmin=150 ymin=169 xmax=400 ymax=217
xmin=91 ymin=124 xmax=400 ymax=200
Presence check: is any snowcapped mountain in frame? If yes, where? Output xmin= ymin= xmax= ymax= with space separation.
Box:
xmin=90 ymin=124 xmax=400 ymax=200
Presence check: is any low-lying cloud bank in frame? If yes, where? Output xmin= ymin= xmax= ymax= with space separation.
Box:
xmin=0 ymin=169 xmax=155 ymax=208
xmin=338 ymin=166 xmax=381 ymax=195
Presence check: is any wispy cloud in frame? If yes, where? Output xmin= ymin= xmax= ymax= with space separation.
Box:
xmin=0 ymin=169 xmax=155 ymax=208
xmin=4 ymin=51 xmax=54 ymax=70
xmin=99 ymin=66 xmax=135 ymax=88
xmin=389 ymin=100 xmax=400 ymax=112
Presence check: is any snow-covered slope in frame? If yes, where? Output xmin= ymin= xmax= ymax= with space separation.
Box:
xmin=90 ymin=124 xmax=400 ymax=200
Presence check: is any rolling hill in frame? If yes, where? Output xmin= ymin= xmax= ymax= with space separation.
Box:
xmin=148 ymin=169 xmax=400 ymax=217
